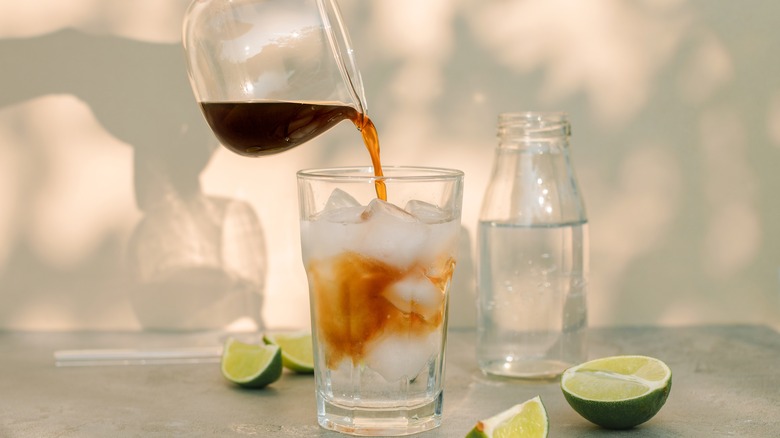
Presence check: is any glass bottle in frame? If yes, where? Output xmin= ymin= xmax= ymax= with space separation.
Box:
xmin=477 ymin=112 xmax=588 ymax=379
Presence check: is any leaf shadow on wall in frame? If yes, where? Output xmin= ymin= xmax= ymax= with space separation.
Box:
xmin=0 ymin=29 xmax=266 ymax=330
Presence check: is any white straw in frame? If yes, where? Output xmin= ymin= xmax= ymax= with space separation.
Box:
xmin=54 ymin=347 xmax=222 ymax=367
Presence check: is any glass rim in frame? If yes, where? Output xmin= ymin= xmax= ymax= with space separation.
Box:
xmin=297 ymin=165 xmax=464 ymax=182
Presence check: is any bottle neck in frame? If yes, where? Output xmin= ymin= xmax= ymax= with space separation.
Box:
xmin=481 ymin=112 xmax=586 ymax=224
xmin=497 ymin=112 xmax=571 ymax=151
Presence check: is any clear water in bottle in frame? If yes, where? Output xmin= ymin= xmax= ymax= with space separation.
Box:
xmin=477 ymin=220 xmax=588 ymax=379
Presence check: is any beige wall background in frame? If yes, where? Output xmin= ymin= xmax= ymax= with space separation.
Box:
xmin=0 ymin=0 xmax=778 ymax=332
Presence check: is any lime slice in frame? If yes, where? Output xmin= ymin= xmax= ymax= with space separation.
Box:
xmin=263 ymin=332 xmax=315 ymax=373
xmin=221 ymin=337 xmax=283 ymax=388
xmin=561 ymin=355 xmax=672 ymax=429
xmin=466 ymin=396 xmax=548 ymax=438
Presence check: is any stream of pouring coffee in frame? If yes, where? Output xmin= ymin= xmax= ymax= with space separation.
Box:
xmin=199 ymin=101 xmax=386 ymax=200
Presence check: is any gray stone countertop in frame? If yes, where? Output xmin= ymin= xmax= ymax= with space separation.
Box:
xmin=1 ymin=325 xmax=779 ymax=437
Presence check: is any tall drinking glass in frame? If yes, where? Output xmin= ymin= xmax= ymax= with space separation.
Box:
xmin=297 ymin=166 xmax=464 ymax=436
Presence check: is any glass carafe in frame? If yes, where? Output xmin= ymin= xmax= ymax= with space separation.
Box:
xmin=182 ymin=0 xmax=367 ymax=156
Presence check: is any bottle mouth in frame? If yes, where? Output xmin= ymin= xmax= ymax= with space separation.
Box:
xmin=498 ymin=112 xmax=570 ymax=139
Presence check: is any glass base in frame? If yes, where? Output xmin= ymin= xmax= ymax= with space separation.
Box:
xmin=479 ymin=358 xmax=572 ymax=380
xmin=317 ymin=391 xmax=443 ymax=436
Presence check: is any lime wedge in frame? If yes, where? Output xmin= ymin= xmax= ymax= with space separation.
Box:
xmin=561 ymin=355 xmax=672 ymax=429
xmin=221 ymin=337 xmax=283 ymax=388
xmin=466 ymin=396 xmax=548 ymax=438
xmin=263 ymin=332 xmax=315 ymax=373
